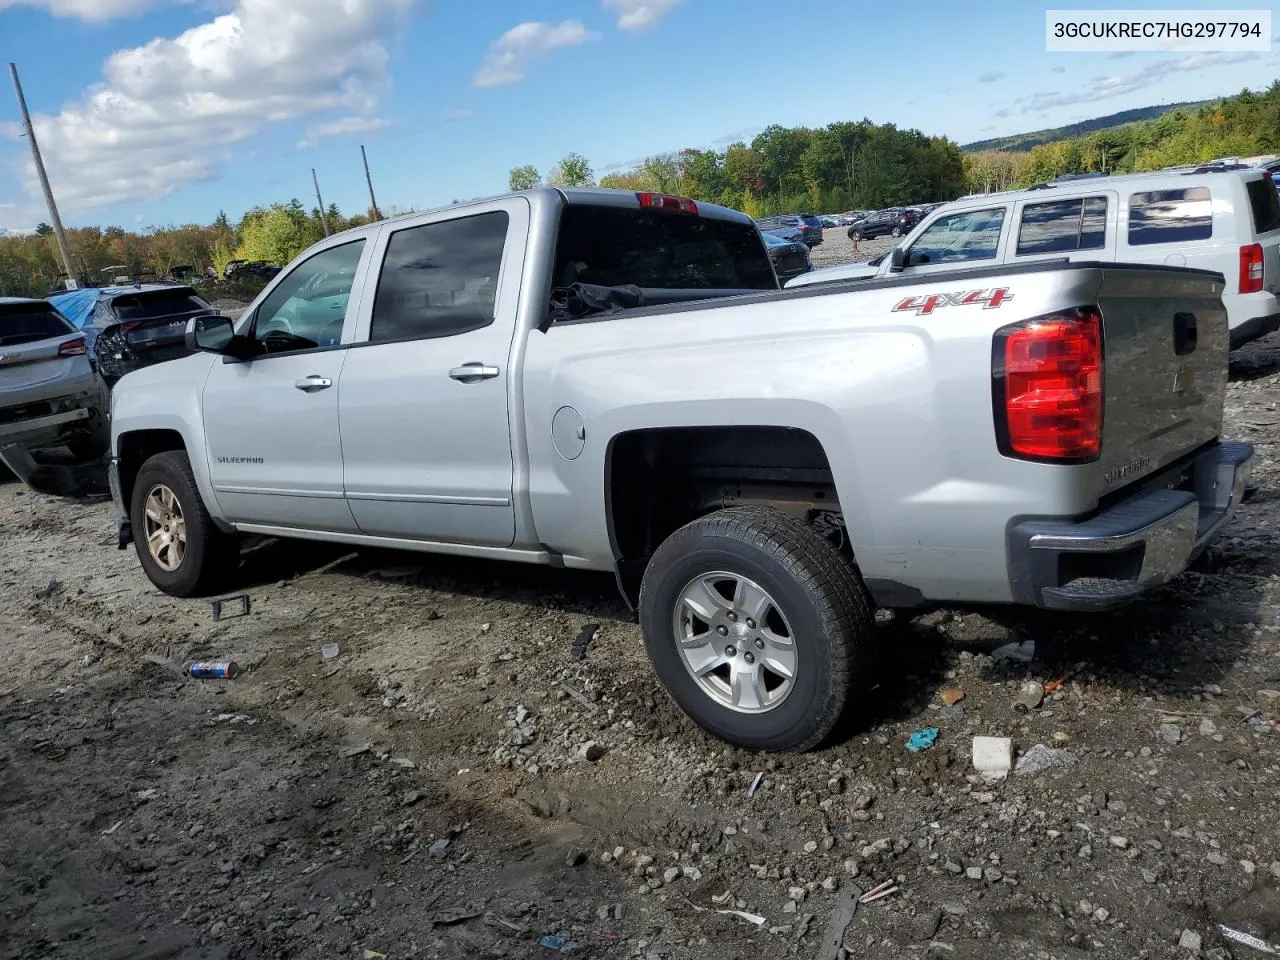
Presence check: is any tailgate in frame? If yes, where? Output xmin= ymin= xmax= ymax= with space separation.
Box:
xmin=1093 ymin=267 xmax=1227 ymax=495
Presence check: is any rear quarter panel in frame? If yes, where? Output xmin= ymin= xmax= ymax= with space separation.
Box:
xmin=522 ymin=266 xmax=1138 ymax=602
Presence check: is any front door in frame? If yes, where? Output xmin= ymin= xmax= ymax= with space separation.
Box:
xmin=338 ymin=200 xmax=528 ymax=546
xmin=898 ymin=206 xmax=1010 ymax=276
xmin=202 ymin=237 xmax=372 ymax=531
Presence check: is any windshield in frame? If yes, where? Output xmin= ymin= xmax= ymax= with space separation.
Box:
xmin=0 ymin=302 xmax=75 ymax=346
xmin=552 ymin=205 xmax=776 ymax=292
xmin=110 ymin=289 xmax=211 ymax=321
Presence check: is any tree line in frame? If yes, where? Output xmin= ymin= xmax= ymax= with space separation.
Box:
xmin=963 ymin=81 xmax=1280 ymax=194
xmin=4 ymin=81 xmax=1276 ymax=299
xmin=0 ymin=201 xmax=383 ymax=299
xmin=509 ymin=122 xmax=968 ymax=217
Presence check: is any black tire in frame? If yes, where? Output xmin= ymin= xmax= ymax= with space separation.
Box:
xmin=638 ymin=506 xmax=877 ymax=752
xmin=130 ymin=450 xmax=239 ymax=597
xmin=891 ymin=226 xmax=903 ymax=237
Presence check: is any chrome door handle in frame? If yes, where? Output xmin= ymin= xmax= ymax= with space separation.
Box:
xmin=449 ymin=362 xmax=500 ymax=383
xmin=294 ymin=375 xmax=333 ymax=392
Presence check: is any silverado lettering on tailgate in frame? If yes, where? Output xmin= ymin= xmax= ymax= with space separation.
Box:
xmin=892 ymin=287 xmax=1013 ymax=316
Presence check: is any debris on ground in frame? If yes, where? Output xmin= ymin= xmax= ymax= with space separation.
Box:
xmin=432 ymin=901 xmax=486 ymax=926
xmin=539 ymin=934 xmax=566 ymax=949
xmin=905 ymin=727 xmax=939 ymax=752
xmin=1218 ymin=925 xmax=1279 ymax=954
xmin=209 ymin=593 xmax=250 ymax=621
xmin=939 ymin=686 xmax=965 ymax=707
xmin=571 ymin=622 xmax=599 ymax=661
xmin=1014 ymin=742 xmax=1078 ymax=777
xmin=992 ymin=639 xmax=1035 ymax=662
xmin=747 ymin=771 xmax=764 ymax=797
xmin=189 ymin=660 xmax=240 ymax=679
xmin=321 ymin=642 xmax=340 ymax=660
xmin=1178 ymin=929 xmax=1203 ymax=951
xmin=1012 ymin=680 xmax=1045 ymax=714
xmin=34 ymin=578 xmax=59 ymax=599
xmin=972 ymin=736 xmax=1014 ymax=778
xmin=816 ymin=883 xmax=860 ymax=960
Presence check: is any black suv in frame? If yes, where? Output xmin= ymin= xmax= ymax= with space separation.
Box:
xmin=848 ymin=208 xmax=921 ymax=240
xmin=756 ymin=214 xmax=824 ymax=247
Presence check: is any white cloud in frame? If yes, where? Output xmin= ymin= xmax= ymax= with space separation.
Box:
xmin=443 ymin=107 xmax=474 ymax=122
xmin=0 ymin=0 xmax=154 ymax=19
xmin=602 ymin=0 xmax=682 ymax=31
xmin=297 ymin=115 xmax=393 ymax=149
xmin=3 ymin=0 xmax=414 ymax=224
xmin=472 ymin=20 xmax=597 ymax=88
xmin=978 ymin=71 xmax=1004 ymax=83
xmin=1019 ymin=51 xmax=1259 ymax=112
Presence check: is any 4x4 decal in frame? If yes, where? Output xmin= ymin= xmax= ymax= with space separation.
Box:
xmin=892 ymin=287 xmax=1013 ymax=316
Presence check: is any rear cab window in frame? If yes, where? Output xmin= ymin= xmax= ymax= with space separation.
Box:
xmin=551 ymin=205 xmax=777 ymax=294
xmin=1246 ymin=177 xmax=1280 ymax=234
xmin=1127 ymin=187 xmax=1212 ymax=245
xmin=1016 ymin=196 xmax=1108 ymax=255
xmin=0 ymin=301 xmax=74 ymax=346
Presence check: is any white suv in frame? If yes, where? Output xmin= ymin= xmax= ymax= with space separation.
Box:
xmin=790 ymin=167 xmax=1280 ymax=348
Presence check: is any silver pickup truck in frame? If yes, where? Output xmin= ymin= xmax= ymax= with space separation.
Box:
xmin=107 ymin=187 xmax=1253 ymax=752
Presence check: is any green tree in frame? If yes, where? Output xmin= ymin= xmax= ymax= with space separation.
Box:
xmin=35 ymin=222 xmax=52 ymax=236
xmin=548 ymin=153 xmax=594 ymax=187
xmin=233 ymin=202 xmax=324 ymax=266
xmin=508 ymin=164 xmax=541 ymax=190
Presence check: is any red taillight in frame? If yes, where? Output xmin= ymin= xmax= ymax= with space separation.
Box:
xmin=636 ymin=192 xmax=698 ymax=215
xmin=119 ymin=321 xmax=143 ymax=334
xmin=1239 ymin=243 xmax=1263 ymax=294
xmin=58 ymin=337 xmax=87 ymax=357
xmin=993 ymin=307 xmax=1102 ymax=462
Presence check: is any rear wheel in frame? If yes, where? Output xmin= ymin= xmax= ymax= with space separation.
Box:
xmin=638 ymin=506 xmax=877 ymax=752
xmin=891 ymin=225 xmax=903 ymax=237
xmin=130 ymin=450 xmax=239 ymax=597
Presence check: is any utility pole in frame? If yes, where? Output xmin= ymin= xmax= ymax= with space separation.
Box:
xmin=312 ymin=167 xmax=331 ymax=236
xmin=9 ymin=62 xmax=77 ymax=288
xmin=361 ymin=144 xmax=382 ymax=221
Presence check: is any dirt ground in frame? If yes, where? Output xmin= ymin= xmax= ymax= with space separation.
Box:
xmin=3 ymin=338 xmax=1280 ymax=960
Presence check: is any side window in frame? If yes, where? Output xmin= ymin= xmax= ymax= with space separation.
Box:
xmin=907 ymin=208 xmax=1006 ymax=266
xmin=253 ymin=240 xmax=366 ymax=351
xmin=1016 ymin=196 xmax=1109 ymax=255
xmin=1128 ymin=187 xmax=1212 ymax=245
xmin=370 ymin=211 xmax=508 ymax=343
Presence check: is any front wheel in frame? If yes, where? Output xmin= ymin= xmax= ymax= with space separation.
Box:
xmin=890 ymin=226 xmax=903 ymax=237
xmin=130 ymin=450 xmax=239 ymax=597
xmin=638 ymin=506 xmax=877 ymax=752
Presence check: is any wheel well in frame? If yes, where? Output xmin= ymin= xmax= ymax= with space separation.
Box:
xmin=606 ymin=426 xmax=847 ymax=599
xmin=118 ymin=429 xmax=187 ymax=511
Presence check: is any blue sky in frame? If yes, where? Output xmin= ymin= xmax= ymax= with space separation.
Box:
xmin=0 ymin=0 xmax=1277 ymax=232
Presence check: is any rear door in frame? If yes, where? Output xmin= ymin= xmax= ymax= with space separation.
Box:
xmin=338 ymin=200 xmax=527 ymax=546
xmin=1009 ymin=192 xmax=1118 ymax=266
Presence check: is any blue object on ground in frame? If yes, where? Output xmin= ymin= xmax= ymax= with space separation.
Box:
xmin=539 ymin=935 xmax=565 ymax=950
xmin=906 ymin=727 xmax=939 ymax=752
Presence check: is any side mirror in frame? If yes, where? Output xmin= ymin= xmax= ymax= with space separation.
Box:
xmin=186 ymin=314 xmax=234 ymax=353
xmin=889 ymin=247 xmax=907 ymax=272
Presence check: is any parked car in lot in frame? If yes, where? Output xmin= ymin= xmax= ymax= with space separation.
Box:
xmin=0 ymin=297 xmax=108 ymax=460
xmin=794 ymin=167 xmax=1280 ymax=348
xmin=108 ymin=186 xmax=1248 ymax=752
xmin=761 ymin=231 xmax=812 ymax=283
xmin=224 ymin=259 xmax=282 ymax=282
xmin=48 ymin=284 xmax=223 ymax=387
xmin=849 ymin=207 xmax=922 ymax=240
xmin=756 ymin=214 xmax=824 ymax=247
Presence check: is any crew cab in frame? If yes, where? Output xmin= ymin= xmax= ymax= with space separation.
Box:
xmin=792 ymin=168 xmax=1280 ymax=349
xmin=107 ymin=187 xmax=1252 ymax=752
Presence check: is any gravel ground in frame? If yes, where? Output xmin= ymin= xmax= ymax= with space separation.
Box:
xmin=808 ymin=228 xmax=899 ymax=272
xmin=3 ymin=259 xmax=1280 ymax=960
